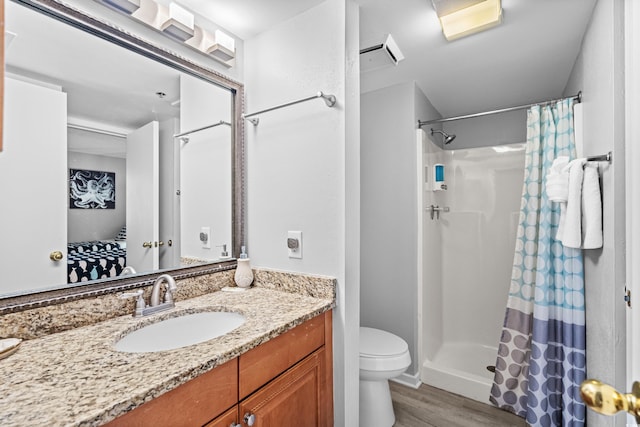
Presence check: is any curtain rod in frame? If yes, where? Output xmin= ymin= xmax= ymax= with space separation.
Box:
xmin=173 ymin=120 xmax=231 ymax=139
xmin=67 ymin=123 xmax=127 ymax=138
xmin=418 ymin=91 xmax=582 ymax=127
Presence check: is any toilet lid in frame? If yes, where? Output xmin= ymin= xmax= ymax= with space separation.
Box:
xmin=359 ymin=327 xmax=408 ymax=357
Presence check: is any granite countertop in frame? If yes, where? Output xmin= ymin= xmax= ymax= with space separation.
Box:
xmin=0 ymin=287 xmax=334 ymax=427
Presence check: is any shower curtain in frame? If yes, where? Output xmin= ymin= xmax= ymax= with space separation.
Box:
xmin=490 ymin=99 xmax=586 ymax=426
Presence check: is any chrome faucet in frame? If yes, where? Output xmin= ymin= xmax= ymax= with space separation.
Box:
xmin=150 ymin=274 xmax=177 ymax=307
xmin=120 ymin=274 xmax=177 ymax=317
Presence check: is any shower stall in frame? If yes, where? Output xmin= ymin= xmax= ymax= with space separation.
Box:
xmin=417 ymin=129 xmax=526 ymax=403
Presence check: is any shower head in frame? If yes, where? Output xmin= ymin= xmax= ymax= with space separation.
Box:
xmin=430 ymin=128 xmax=456 ymax=145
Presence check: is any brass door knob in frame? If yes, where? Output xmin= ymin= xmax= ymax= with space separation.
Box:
xmin=49 ymin=251 xmax=64 ymax=261
xmin=142 ymin=241 xmax=153 ymax=248
xmin=580 ymin=379 xmax=640 ymax=423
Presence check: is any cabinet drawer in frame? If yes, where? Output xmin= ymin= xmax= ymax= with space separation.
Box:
xmin=239 ymin=313 xmax=325 ymax=399
xmin=105 ymin=358 xmax=238 ymax=427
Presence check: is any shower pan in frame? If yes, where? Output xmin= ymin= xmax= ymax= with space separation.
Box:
xmin=418 ymin=130 xmax=526 ymax=403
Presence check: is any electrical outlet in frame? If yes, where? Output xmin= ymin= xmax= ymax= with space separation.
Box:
xmin=200 ymin=227 xmax=211 ymax=249
xmin=287 ymin=231 xmax=302 ymax=259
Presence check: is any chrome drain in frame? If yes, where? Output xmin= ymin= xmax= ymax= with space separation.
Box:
xmin=486 ymin=365 xmax=496 ymax=373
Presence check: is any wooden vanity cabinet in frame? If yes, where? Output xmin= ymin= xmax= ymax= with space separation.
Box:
xmin=105 ymin=358 xmax=238 ymax=427
xmin=105 ymin=310 xmax=333 ymax=427
xmin=239 ymin=347 xmax=330 ymax=427
xmin=203 ymin=406 xmax=238 ymax=427
xmin=237 ymin=310 xmax=333 ymax=427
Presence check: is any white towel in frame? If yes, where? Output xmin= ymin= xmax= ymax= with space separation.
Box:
xmin=573 ymin=104 xmax=584 ymax=158
xmin=582 ymin=163 xmax=603 ymax=249
xmin=546 ymin=156 xmax=570 ymax=202
xmin=559 ymin=158 xmax=586 ymax=248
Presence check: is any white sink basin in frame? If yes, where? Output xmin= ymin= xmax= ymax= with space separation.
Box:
xmin=114 ymin=311 xmax=246 ymax=353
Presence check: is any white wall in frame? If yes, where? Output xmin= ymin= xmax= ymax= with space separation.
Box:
xmin=563 ymin=0 xmax=626 ymax=426
xmin=361 ymin=81 xmax=418 ymax=373
xmin=244 ymin=0 xmax=359 ymax=424
xmin=360 ymin=82 xmax=441 ymax=377
xmin=67 ymin=149 xmax=126 ymax=242
xmin=180 ymin=74 xmax=233 ymax=261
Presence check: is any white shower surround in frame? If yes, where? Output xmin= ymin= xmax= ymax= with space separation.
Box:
xmin=417 ymin=129 xmax=526 ymax=403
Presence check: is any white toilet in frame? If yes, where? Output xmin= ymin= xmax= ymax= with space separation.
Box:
xmin=359 ymin=327 xmax=411 ymax=427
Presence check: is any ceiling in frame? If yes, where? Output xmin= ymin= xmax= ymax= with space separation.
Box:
xmin=179 ymin=0 xmax=597 ymax=118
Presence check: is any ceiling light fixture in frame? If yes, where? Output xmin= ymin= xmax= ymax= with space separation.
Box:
xmin=435 ymin=0 xmax=502 ymax=41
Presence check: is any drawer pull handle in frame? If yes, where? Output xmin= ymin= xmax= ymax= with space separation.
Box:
xmin=243 ymin=412 xmax=256 ymax=426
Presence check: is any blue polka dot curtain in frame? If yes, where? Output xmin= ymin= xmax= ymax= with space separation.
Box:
xmin=489 ymin=98 xmax=586 ymax=426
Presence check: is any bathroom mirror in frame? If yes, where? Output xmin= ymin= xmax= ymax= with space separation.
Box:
xmin=0 ymin=0 xmax=245 ymax=311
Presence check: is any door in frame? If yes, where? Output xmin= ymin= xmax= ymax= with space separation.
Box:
xmin=126 ymin=121 xmax=159 ymax=272
xmin=626 ymin=0 xmax=640 ymax=392
xmin=158 ymin=118 xmax=180 ymax=269
xmin=0 ymin=77 xmax=67 ymax=293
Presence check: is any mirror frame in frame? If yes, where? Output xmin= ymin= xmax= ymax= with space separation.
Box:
xmin=0 ymin=0 xmax=246 ymax=315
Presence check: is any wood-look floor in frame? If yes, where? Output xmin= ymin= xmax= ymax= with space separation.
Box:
xmin=390 ymin=382 xmax=527 ymax=427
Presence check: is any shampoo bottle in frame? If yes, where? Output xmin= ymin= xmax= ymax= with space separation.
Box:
xmin=234 ymin=246 xmax=254 ymax=288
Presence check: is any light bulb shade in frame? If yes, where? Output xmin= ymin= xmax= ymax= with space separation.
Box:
xmin=206 ymin=29 xmax=235 ymax=62
xmin=160 ymin=2 xmax=195 ymax=42
xmin=438 ymin=0 xmax=502 ymax=41
xmin=98 ymin=0 xmax=140 ymax=15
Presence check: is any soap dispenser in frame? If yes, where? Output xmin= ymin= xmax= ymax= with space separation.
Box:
xmin=234 ymin=246 xmax=254 ymax=288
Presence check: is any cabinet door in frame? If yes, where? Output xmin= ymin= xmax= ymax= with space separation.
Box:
xmin=239 ymin=348 xmax=330 ymax=427
xmin=205 ymin=405 xmax=238 ymax=427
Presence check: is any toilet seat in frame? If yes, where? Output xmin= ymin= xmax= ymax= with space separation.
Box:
xmin=360 ymin=327 xmax=408 ymax=357
xmin=359 ymin=327 xmax=411 ymax=373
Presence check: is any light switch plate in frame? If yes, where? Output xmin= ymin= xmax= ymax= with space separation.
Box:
xmin=287 ymin=231 xmax=302 ymax=259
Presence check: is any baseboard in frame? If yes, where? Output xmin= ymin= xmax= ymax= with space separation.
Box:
xmin=391 ymin=371 xmax=422 ymax=389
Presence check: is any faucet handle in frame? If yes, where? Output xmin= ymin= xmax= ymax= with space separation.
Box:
xmin=164 ymin=280 xmax=177 ymax=304
xmin=120 ymin=290 xmax=146 ymax=316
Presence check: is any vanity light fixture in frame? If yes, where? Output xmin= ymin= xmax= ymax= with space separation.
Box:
xmin=161 ymin=2 xmax=195 ymax=42
xmin=94 ymin=0 xmax=236 ymax=67
xmin=207 ymin=29 xmax=235 ymax=62
xmin=98 ymin=0 xmax=140 ymax=15
xmin=434 ymin=0 xmax=503 ymax=41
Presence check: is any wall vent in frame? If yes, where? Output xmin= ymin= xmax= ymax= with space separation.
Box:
xmin=359 ymin=34 xmax=404 ymax=72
